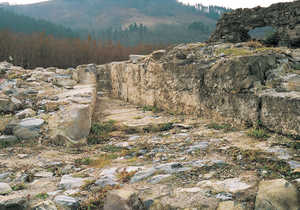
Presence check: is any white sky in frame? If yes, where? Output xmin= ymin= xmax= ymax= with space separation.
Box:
xmin=0 ymin=0 xmax=295 ymax=9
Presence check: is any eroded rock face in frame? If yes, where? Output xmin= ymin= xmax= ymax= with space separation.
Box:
xmin=97 ymin=42 xmax=300 ymax=136
xmin=209 ymin=1 xmax=300 ymax=47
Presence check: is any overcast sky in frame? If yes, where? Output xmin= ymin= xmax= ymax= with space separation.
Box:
xmin=0 ymin=0 xmax=295 ymax=9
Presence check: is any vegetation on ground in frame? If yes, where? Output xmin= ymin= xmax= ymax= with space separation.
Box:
xmin=88 ymin=154 xmax=118 ymax=169
xmin=247 ymin=128 xmax=270 ymax=140
xmin=87 ymin=120 xmax=117 ymax=145
xmin=35 ymin=192 xmax=49 ymax=200
xmin=207 ymin=123 xmax=236 ymax=132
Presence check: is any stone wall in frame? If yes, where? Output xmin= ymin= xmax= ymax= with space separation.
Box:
xmin=209 ymin=1 xmax=300 ymax=47
xmin=96 ymin=43 xmax=300 ymax=137
xmin=0 ymin=62 xmax=97 ymax=144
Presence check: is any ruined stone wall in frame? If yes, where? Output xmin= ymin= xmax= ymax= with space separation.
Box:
xmin=209 ymin=1 xmax=300 ymax=47
xmin=96 ymin=43 xmax=300 ymax=137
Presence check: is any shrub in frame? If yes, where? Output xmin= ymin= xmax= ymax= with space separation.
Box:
xmin=87 ymin=120 xmax=117 ymax=145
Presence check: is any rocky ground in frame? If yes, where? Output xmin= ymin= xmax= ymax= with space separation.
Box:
xmin=0 ymin=41 xmax=300 ymax=210
xmin=0 ymin=94 xmax=299 ymax=209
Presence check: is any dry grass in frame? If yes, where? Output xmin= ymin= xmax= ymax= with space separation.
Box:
xmin=116 ymin=169 xmax=137 ymax=183
xmin=245 ymin=40 xmax=264 ymax=48
xmin=88 ymin=154 xmax=118 ymax=169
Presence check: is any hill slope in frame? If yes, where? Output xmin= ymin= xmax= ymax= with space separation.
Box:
xmin=0 ymin=7 xmax=77 ymax=38
xmin=9 ymin=0 xmax=229 ymax=31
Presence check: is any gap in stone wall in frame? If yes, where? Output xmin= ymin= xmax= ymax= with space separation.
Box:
xmin=248 ymin=26 xmax=279 ymax=46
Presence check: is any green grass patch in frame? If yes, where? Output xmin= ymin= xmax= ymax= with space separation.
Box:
xmin=101 ymin=145 xmax=123 ymax=153
xmin=143 ymin=122 xmax=174 ymax=133
xmin=142 ymin=105 xmax=162 ymax=113
xmin=207 ymin=123 xmax=236 ymax=132
xmin=36 ymin=192 xmax=49 ymax=200
xmin=75 ymin=157 xmax=92 ymax=166
xmin=89 ymin=154 xmax=118 ymax=169
xmin=11 ymin=183 xmax=26 ymax=191
xmin=87 ymin=120 xmax=117 ymax=145
xmin=247 ymin=128 xmax=270 ymax=140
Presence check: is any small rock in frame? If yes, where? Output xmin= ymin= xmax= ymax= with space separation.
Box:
xmin=0 ymin=196 xmax=28 ymax=210
xmin=59 ymin=175 xmax=85 ymax=189
xmin=130 ymin=168 xmax=157 ymax=183
xmin=147 ymin=174 xmax=171 ymax=184
xmin=179 ymin=187 xmax=202 ymax=193
xmin=0 ymin=172 xmax=11 ymax=181
xmin=104 ymin=188 xmax=145 ymax=210
xmin=34 ymin=171 xmax=53 ymax=178
xmin=32 ymin=200 xmax=57 ymax=210
xmin=129 ymin=55 xmax=147 ymax=63
xmin=0 ymin=182 xmax=12 ymax=195
xmin=155 ymin=162 xmax=191 ymax=174
xmin=255 ymin=179 xmax=299 ymax=210
xmin=16 ymin=108 xmax=36 ymax=119
xmin=151 ymin=50 xmax=166 ymax=60
xmin=0 ymin=135 xmax=18 ymax=145
xmin=54 ymin=195 xmax=79 ymax=209
xmin=95 ymin=177 xmax=118 ymax=188
xmin=197 ymin=178 xmax=253 ymax=194
xmin=187 ymin=142 xmax=209 ymax=153
xmin=12 ymin=118 xmax=44 ymax=140
xmin=18 ymin=118 xmax=44 ymax=129
xmin=216 ymin=192 xmax=233 ymax=201
xmin=217 ymin=201 xmax=245 ymax=210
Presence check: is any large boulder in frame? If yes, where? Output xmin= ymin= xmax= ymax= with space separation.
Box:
xmin=48 ymin=104 xmax=92 ymax=144
xmin=255 ymin=179 xmax=299 ymax=210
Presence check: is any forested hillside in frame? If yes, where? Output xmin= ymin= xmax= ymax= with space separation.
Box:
xmin=0 ymin=8 xmax=77 ymax=38
xmin=9 ymin=0 xmax=230 ymax=45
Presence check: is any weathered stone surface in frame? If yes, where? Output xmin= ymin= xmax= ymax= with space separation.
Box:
xmin=16 ymin=108 xmax=36 ymax=119
xmin=217 ymin=201 xmax=246 ymax=210
xmin=95 ymin=177 xmax=118 ymax=188
xmin=104 ymin=188 xmax=146 ymax=210
xmin=49 ymin=104 xmax=93 ymax=144
xmin=0 ymin=183 xmax=12 ymax=195
xmin=0 ymin=196 xmax=28 ymax=210
xmin=32 ymin=200 xmax=57 ymax=210
xmin=255 ymin=179 xmax=299 ymax=210
xmin=11 ymin=118 xmax=44 ymax=140
xmin=48 ymin=68 xmax=96 ymax=144
xmin=97 ymin=43 xmax=300 ymax=136
xmin=53 ymin=76 xmax=77 ymax=88
xmin=54 ymin=195 xmax=79 ymax=210
xmin=197 ymin=178 xmax=254 ymax=194
xmin=0 ymin=95 xmax=18 ymax=113
xmin=209 ymin=1 xmax=300 ymax=47
xmin=59 ymin=175 xmax=85 ymax=189
xmin=0 ymin=136 xmax=18 ymax=145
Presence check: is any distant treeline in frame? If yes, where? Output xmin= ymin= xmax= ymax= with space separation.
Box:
xmin=89 ymin=22 xmax=213 ymax=46
xmin=0 ymin=30 xmax=164 ymax=69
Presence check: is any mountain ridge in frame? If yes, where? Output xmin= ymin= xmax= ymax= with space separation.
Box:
xmin=9 ymin=0 xmax=230 ymax=30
